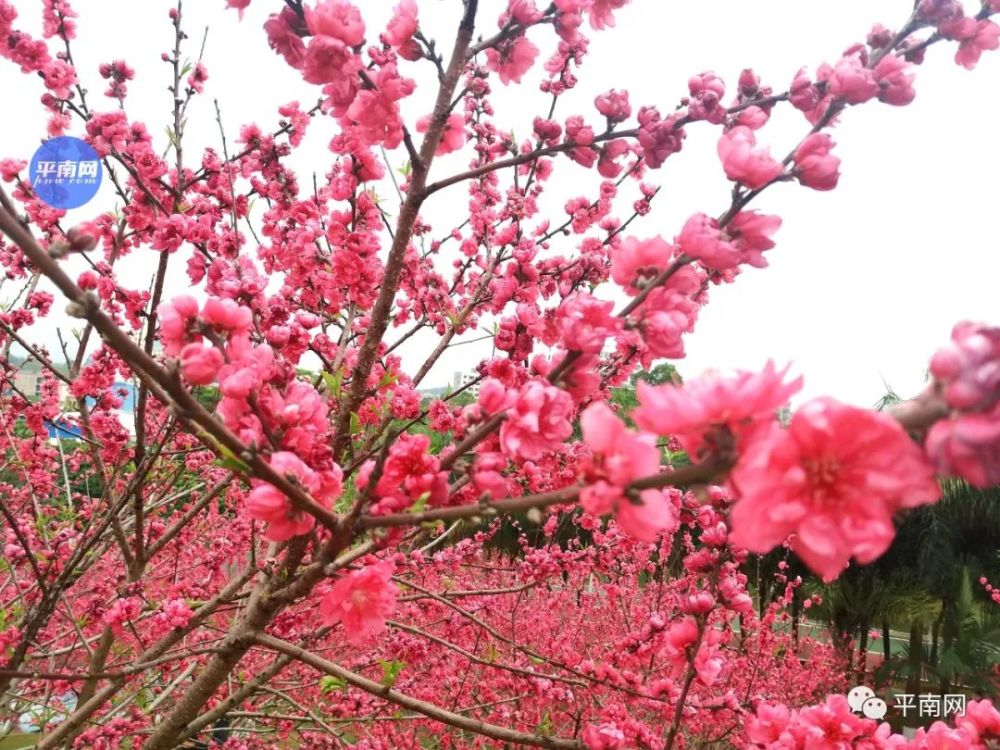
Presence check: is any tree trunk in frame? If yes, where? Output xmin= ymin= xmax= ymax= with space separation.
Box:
xmin=905 ymin=620 xmax=925 ymax=696
xmin=791 ymin=590 xmax=801 ymax=652
xmin=857 ymin=621 xmax=870 ymax=682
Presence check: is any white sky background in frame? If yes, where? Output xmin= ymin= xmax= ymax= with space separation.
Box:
xmin=2 ymin=0 xmax=999 ymax=407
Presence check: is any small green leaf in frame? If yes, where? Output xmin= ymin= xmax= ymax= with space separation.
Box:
xmin=350 ymin=412 xmax=360 ymax=435
xmin=215 ymin=456 xmax=251 ymax=474
xmin=536 ymin=711 xmax=553 ymax=736
xmin=322 ymin=369 xmax=344 ymax=398
xmin=379 ymin=659 xmax=406 ymax=688
xmin=409 ymin=491 xmax=431 ymax=514
xmin=320 ymin=675 xmax=347 ymax=693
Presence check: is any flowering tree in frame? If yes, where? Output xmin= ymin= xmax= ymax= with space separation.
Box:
xmin=1 ymin=0 xmax=1000 ymax=748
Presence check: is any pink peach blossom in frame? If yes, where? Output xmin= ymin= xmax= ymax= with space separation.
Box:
xmin=677 ymin=213 xmax=740 ymax=270
xmin=873 ymin=53 xmax=916 ymax=105
xmin=384 ymin=0 xmax=418 ymax=49
xmin=926 ymin=406 xmax=1000 ymax=488
xmin=416 ymin=113 xmax=465 ymax=155
xmin=611 ymin=235 xmax=675 ymax=294
xmin=717 ymin=126 xmax=783 ymax=190
xmin=556 ymin=293 xmax=621 ymax=354
xmin=158 ymin=295 xmax=200 ymax=356
xmin=320 ymin=560 xmax=398 ymax=644
xmin=941 ymin=17 xmax=1000 ymax=70
xmin=730 ymin=398 xmax=941 ymax=581
xmin=485 ymin=35 xmax=539 ymax=86
xmin=930 ymin=321 xmax=1000 ymax=411
xmin=499 ymin=380 xmax=573 ymax=461
xmin=793 ymin=133 xmax=840 ymax=191
xmin=582 ymin=723 xmax=625 ymax=750
xmin=304 ymin=0 xmax=365 ymax=46
xmin=245 ymin=452 xmax=341 ymax=541
xmin=727 ymin=211 xmax=782 ymax=268
xmin=302 ymin=34 xmax=359 ymax=86
xmin=634 ymin=361 xmax=801 ymax=460
xmin=264 ymin=8 xmax=307 ymax=69
xmin=179 ymin=343 xmax=223 ymax=385
xmin=226 ymin=0 xmax=251 ymax=19
xmin=825 ymin=54 xmax=880 ymax=104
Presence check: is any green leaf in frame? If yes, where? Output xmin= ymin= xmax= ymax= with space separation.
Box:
xmin=215 ymin=455 xmax=251 ymax=474
xmin=379 ymin=659 xmax=406 ymax=688
xmin=536 ymin=711 xmax=553 ymax=736
xmin=322 ymin=369 xmax=344 ymax=398
xmin=350 ymin=412 xmax=360 ymax=435
xmin=320 ymin=675 xmax=347 ymax=693
xmin=409 ymin=491 xmax=431 ymax=514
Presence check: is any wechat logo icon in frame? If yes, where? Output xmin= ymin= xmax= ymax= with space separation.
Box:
xmin=847 ymin=686 xmax=888 ymax=720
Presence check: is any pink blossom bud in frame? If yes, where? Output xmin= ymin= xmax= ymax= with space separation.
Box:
xmin=793 ymin=133 xmax=840 ymax=191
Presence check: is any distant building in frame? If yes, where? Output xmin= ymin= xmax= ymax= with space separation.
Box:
xmin=452 ymin=370 xmax=481 ymax=398
xmin=4 ymin=358 xmax=71 ymax=403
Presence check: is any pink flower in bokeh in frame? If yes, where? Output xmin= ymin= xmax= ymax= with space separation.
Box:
xmin=485 ymin=35 xmax=539 ymax=86
xmin=500 ymin=380 xmax=573 ymax=461
xmin=302 ymin=35 xmax=359 ymax=86
xmin=926 ymin=406 xmax=1000 ymax=488
xmin=226 ymin=0 xmax=251 ymax=19
xmin=201 ymin=298 xmax=252 ymax=336
xmin=582 ymin=402 xmax=660 ymax=487
xmin=793 ymin=133 xmax=840 ymax=191
xmin=677 ymin=213 xmax=739 ymax=270
xmin=587 ymin=0 xmax=628 ymax=31
xmin=265 ymin=8 xmax=307 ymax=69
xmin=304 ymin=0 xmax=365 ymax=46
xmin=158 ymin=598 xmax=194 ymax=629
xmin=825 ymin=54 xmax=879 ymax=104
xmin=582 ymin=723 xmax=626 ymax=750
xmin=930 ymin=321 xmax=1000 ymax=412
xmin=179 ymin=343 xmax=223 ymax=385
xmin=727 ymin=211 xmax=782 ymax=269
xmin=717 ymin=126 xmax=783 ymax=190
xmin=344 ymin=64 xmax=414 ymax=148
xmin=556 ymin=293 xmax=621 ymax=354
xmin=594 ymin=88 xmax=631 ymax=122
xmin=416 ymin=113 xmax=465 ymax=155
xmin=580 ymin=403 xmax=677 ymax=542
xmin=245 ymin=452 xmax=342 ymax=541
xmin=158 ymin=296 xmax=200 ymax=356
xmin=320 ymin=560 xmax=397 ymax=645
xmin=383 ymin=0 xmax=421 ymax=60
xmin=42 ymin=59 xmax=77 ymax=99
xmin=614 ymin=489 xmax=678 ymax=542
xmin=611 ymin=235 xmax=675 ymax=294
xmin=186 ymin=62 xmax=208 ymax=94
xmin=636 ymin=107 xmax=686 ymax=168
xmin=873 ymin=53 xmax=916 ymax=105
xmin=940 ymin=17 xmax=1000 ymax=70
xmin=730 ymin=398 xmax=941 ymax=581
xmin=634 ymin=361 xmax=801 ymax=460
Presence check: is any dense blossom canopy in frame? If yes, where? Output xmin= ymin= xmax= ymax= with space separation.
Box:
xmin=0 ymin=0 xmax=999 ymax=748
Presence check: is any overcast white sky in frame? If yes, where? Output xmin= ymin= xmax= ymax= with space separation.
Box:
xmin=2 ymin=0 xmax=999 ymax=407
